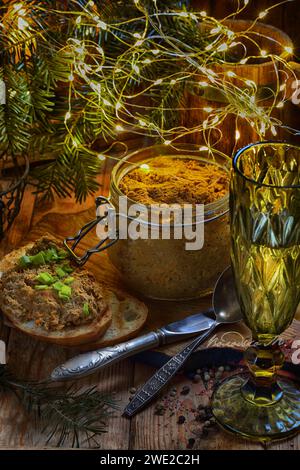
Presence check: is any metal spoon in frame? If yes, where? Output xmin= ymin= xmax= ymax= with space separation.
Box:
xmin=123 ymin=266 xmax=242 ymax=417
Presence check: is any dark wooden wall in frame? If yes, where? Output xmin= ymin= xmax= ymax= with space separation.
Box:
xmin=191 ymin=0 xmax=300 ymax=140
xmin=192 ymin=0 xmax=300 ymax=53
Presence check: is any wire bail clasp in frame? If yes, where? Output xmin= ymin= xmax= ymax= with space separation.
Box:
xmin=64 ymin=196 xmax=119 ymax=266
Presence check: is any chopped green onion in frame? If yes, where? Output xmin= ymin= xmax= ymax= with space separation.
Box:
xmin=83 ymin=303 xmax=90 ymax=316
xmin=62 ymin=264 xmax=73 ymax=274
xmin=60 ymin=285 xmax=72 ymax=297
xmin=36 ymin=272 xmax=55 ymax=285
xmin=58 ymin=249 xmax=68 ymax=259
xmin=19 ymin=255 xmax=31 ymax=268
xmin=58 ymin=293 xmax=70 ymax=301
xmin=31 ymin=252 xmax=46 ymax=266
xmin=53 ymin=281 xmax=65 ymax=291
xmin=56 ymin=267 xmax=66 ymax=278
xmin=64 ymin=277 xmax=75 ymax=285
xmin=34 ymin=285 xmax=49 ymax=291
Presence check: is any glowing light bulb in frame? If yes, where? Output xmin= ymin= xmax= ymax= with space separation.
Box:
xmin=13 ymin=3 xmax=23 ymax=12
xmin=68 ymin=74 xmax=74 ymax=82
xmin=260 ymin=50 xmax=268 ymax=57
xmin=139 ymin=119 xmax=146 ymax=127
xmin=235 ymin=130 xmax=241 ymax=140
xmin=135 ymin=40 xmax=144 ymax=47
xmin=245 ymin=80 xmax=255 ymax=87
xmin=199 ymin=81 xmax=208 ymax=87
xmin=276 ymin=102 xmax=284 ymax=109
xmin=227 ymin=71 xmax=236 ymax=77
xmin=259 ymin=11 xmax=268 ymax=19
xmin=280 ymin=83 xmax=286 ymax=91
xmin=97 ymin=20 xmax=107 ymax=30
xmin=205 ymin=44 xmax=213 ymax=51
xmin=115 ymin=124 xmax=124 ymax=132
xmin=178 ymin=12 xmax=189 ymax=18
xmin=154 ymin=79 xmax=163 ymax=85
xmin=240 ymin=58 xmax=247 ymax=64
xmin=199 ymin=146 xmax=209 ymax=151
xmin=170 ymin=79 xmax=177 ymax=85
xmin=152 ymin=49 xmax=160 ymax=55
xmin=65 ymin=112 xmax=71 ymax=121
xmin=284 ymin=46 xmax=293 ymax=55
xmin=132 ymin=64 xmax=140 ymax=74
xmin=143 ymin=59 xmax=152 ymax=64
xmin=203 ymin=107 xmax=213 ymax=113
xmin=200 ymin=11 xmax=207 ymax=17
xmin=76 ymin=16 xmax=82 ymax=25
xmin=164 ymin=140 xmax=172 ymax=145
xmin=98 ymin=154 xmax=106 ymax=161
xmin=210 ymin=27 xmax=221 ymax=34
xmin=18 ymin=17 xmax=29 ymax=30
xmin=133 ymin=33 xmax=142 ymax=39
xmin=271 ymin=125 xmax=277 ymax=136
xmin=244 ymin=0 xmax=249 ymax=4
xmin=116 ymin=102 xmax=122 ymax=110
xmin=103 ymin=99 xmax=112 ymax=106
xmin=140 ymin=164 xmax=150 ymax=171
xmin=217 ymin=43 xmax=228 ymax=52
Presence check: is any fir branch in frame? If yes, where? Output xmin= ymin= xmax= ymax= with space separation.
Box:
xmin=0 ymin=365 xmax=118 ymax=448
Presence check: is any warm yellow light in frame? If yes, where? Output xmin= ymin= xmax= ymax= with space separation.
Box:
xmin=164 ymin=140 xmax=172 ymax=145
xmin=65 ymin=112 xmax=71 ymax=121
xmin=178 ymin=12 xmax=189 ymax=18
xmin=205 ymin=44 xmax=213 ymax=51
xmin=235 ymin=130 xmax=241 ymax=140
xmin=210 ymin=27 xmax=221 ymax=34
xmin=103 ymin=99 xmax=112 ymax=106
xmin=152 ymin=49 xmax=160 ymax=55
xmin=139 ymin=119 xmax=147 ymax=127
xmin=135 ymin=40 xmax=144 ymax=47
xmin=68 ymin=74 xmax=74 ymax=82
xmin=115 ymin=124 xmax=124 ymax=132
xmin=133 ymin=33 xmax=142 ymax=39
xmin=276 ymin=102 xmax=284 ymax=109
xmin=116 ymin=102 xmax=122 ymax=110
xmin=199 ymin=81 xmax=208 ymax=87
xmin=258 ymin=11 xmax=268 ymax=19
xmin=227 ymin=71 xmax=236 ymax=78
xmin=271 ymin=125 xmax=277 ymax=136
xmin=140 ymin=163 xmax=150 ymax=171
xmin=203 ymin=107 xmax=213 ymax=113
xmin=143 ymin=59 xmax=152 ymax=64
xmin=261 ymin=50 xmax=268 ymax=57
xmin=154 ymin=79 xmax=163 ymax=85
xmin=97 ymin=20 xmax=107 ymax=30
xmin=200 ymin=11 xmax=207 ymax=17
xmin=170 ymin=79 xmax=177 ymax=85
xmin=240 ymin=58 xmax=247 ymax=64
xmin=76 ymin=16 xmax=82 ymax=25
xmin=132 ymin=64 xmax=140 ymax=74
xmin=218 ymin=43 xmax=228 ymax=52
xmin=98 ymin=154 xmax=106 ymax=161
xmin=245 ymin=80 xmax=255 ymax=87
xmin=199 ymin=146 xmax=209 ymax=151
xmin=18 ymin=17 xmax=29 ymax=30
xmin=285 ymin=46 xmax=293 ymax=55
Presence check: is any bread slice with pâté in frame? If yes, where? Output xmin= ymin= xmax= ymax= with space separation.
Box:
xmin=0 ymin=236 xmax=148 ymax=348
xmin=0 ymin=236 xmax=112 ymax=346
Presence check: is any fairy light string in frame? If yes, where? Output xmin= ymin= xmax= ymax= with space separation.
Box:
xmin=0 ymin=0 xmax=297 ymax=165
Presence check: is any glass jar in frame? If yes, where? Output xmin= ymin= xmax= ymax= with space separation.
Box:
xmin=64 ymin=144 xmax=231 ymax=300
xmin=106 ymin=144 xmax=231 ymax=300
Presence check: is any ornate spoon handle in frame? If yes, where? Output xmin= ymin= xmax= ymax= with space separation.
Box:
xmin=123 ymin=326 xmax=215 ymax=418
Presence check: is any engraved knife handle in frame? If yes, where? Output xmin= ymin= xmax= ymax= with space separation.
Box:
xmin=123 ymin=325 xmax=215 ymax=417
xmin=51 ymin=331 xmax=163 ymax=382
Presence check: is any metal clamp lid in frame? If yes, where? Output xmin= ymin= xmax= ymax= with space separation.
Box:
xmin=64 ymin=196 xmax=119 ymax=266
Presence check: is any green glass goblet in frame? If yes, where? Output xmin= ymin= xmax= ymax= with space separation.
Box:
xmin=212 ymin=141 xmax=300 ymax=442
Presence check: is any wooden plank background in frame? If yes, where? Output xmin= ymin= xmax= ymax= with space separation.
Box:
xmin=0 ymin=0 xmax=300 ymax=451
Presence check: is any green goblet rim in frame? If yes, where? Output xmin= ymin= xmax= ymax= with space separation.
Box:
xmin=233 ymin=140 xmax=300 ymax=190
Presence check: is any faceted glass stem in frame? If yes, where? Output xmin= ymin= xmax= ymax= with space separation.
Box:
xmin=242 ymin=340 xmax=285 ymax=406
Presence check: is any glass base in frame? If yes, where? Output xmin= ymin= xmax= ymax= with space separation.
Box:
xmin=212 ymin=375 xmax=300 ymax=442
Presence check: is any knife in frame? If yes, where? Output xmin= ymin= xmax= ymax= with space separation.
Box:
xmin=50 ymin=310 xmax=215 ymax=382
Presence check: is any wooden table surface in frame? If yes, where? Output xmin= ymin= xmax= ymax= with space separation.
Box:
xmin=0 ymin=155 xmax=299 ymax=451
